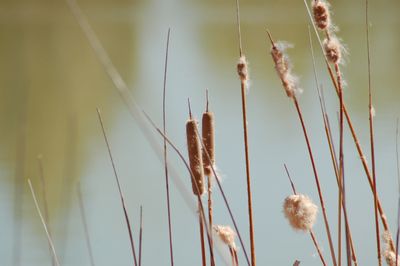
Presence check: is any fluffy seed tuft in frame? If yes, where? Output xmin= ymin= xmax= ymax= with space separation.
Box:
xmin=312 ymin=0 xmax=331 ymax=31
xmin=270 ymin=42 xmax=302 ymax=98
xmin=323 ymin=36 xmax=342 ymax=64
xmin=384 ymin=250 xmax=399 ymax=266
xmin=283 ymin=194 xmax=318 ymax=231
xmin=213 ymin=225 xmax=237 ymax=250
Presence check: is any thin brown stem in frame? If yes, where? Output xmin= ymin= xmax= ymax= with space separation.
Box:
xmin=284 ymin=164 xmax=327 ymax=266
xmin=396 ymin=118 xmax=400 ymax=266
xmin=199 ymin=201 xmax=207 ymax=266
xmin=77 ymin=183 xmax=96 ymax=266
xmin=366 ymin=0 xmax=381 ymax=264
xmin=28 ymin=179 xmax=61 ymax=266
xmin=97 ymin=108 xmax=138 ymax=266
xmin=139 ymin=206 xmax=143 ymax=266
xmin=292 ymin=97 xmax=337 ymax=266
xmin=235 ymin=1 xmax=256 ymax=264
xmin=162 ymin=28 xmax=174 ymax=266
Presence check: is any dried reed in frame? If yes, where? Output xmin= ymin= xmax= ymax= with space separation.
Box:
xmin=235 ymin=0 xmax=256 ymax=264
xmin=162 ymin=28 xmax=175 ymax=266
xmin=77 ymin=183 xmax=96 ymax=266
xmin=97 ymin=108 xmax=138 ymax=266
xmin=27 ymin=179 xmax=60 ymax=266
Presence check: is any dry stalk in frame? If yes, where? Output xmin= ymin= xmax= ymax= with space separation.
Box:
xmin=28 ymin=179 xmax=61 ymax=266
xmin=139 ymin=206 xmax=143 ymax=266
xmin=97 ymin=108 xmax=138 ymax=266
xmin=235 ymin=0 xmax=256 ymax=264
xmin=77 ymin=183 xmax=96 ymax=266
xmin=162 ymin=28 xmax=175 ymax=266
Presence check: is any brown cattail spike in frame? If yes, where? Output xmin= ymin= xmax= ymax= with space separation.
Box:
xmin=312 ymin=0 xmax=331 ymax=31
xmin=186 ymin=117 xmax=205 ymax=196
xmin=323 ymin=36 xmax=342 ymax=64
xmin=202 ymin=111 xmax=215 ymax=177
xmin=283 ymin=194 xmax=318 ymax=231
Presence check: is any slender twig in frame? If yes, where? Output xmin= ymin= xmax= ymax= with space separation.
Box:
xmin=365 ymin=1 xmax=381 ymax=264
xmin=199 ymin=201 xmax=207 ymax=266
xmin=284 ymin=164 xmax=327 ymax=266
xmin=139 ymin=206 xmax=143 ymax=266
xmin=293 ymin=96 xmax=337 ymax=266
xmin=77 ymin=183 xmax=96 ymax=266
xmin=96 ymin=108 xmax=138 ymax=266
xmin=162 ymin=28 xmax=174 ymax=266
xmin=28 ymin=179 xmax=61 ymax=266
xmin=142 ymin=111 xmax=250 ymax=266
xmin=37 ymin=155 xmax=55 ymax=266
xmin=235 ymin=1 xmax=256 ymax=265
xmin=396 ymin=118 xmax=400 ymax=266
xmin=304 ymin=0 xmax=395 ymax=251
xmin=308 ymin=28 xmax=357 ymax=265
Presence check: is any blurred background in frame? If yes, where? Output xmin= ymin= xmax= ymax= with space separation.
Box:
xmin=1 ymin=0 xmax=400 ymax=265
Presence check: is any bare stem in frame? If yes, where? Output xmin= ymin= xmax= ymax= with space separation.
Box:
xmin=139 ymin=206 xmax=143 ymax=266
xmin=162 ymin=28 xmax=175 ymax=266
xmin=97 ymin=108 xmax=138 ymax=266
xmin=365 ymin=0 xmax=381 ymax=264
xmin=28 ymin=179 xmax=60 ymax=266
xmin=235 ymin=1 xmax=256 ymax=264
xmin=77 ymin=183 xmax=96 ymax=266
xmin=293 ymin=97 xmax=337 ymax=266
xmin=199 ymin=201 xmax=207 ymax=266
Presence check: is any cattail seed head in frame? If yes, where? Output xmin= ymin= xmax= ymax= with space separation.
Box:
xmin=323 ymin=36 xmax=342 ymax=64
xmin=384 ymin=250 xmax=399 ymax=266
xmin=237 ymin=55 xmax=249 ymax=84
xmin=202 ymin=111 xmax=215 ymax=177
xmin=312 ymin=0 xmax=331 ymax=31
xmin=186 ymin=118 xmax=205 ymax=196
xmin=213 ymin=225 xmax=237 ymax=250
xmin=270 ymin=42 xmax=302 ymax=98
xmin=283 ymin=194 xmax=318 ymax=231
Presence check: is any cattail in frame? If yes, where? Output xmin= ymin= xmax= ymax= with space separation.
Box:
xmin=213 ymin=225 xmax=237 ymax=250
xmin=323 ymin=36 xmax=342 ymax=64
xmin=237 ymin=55 xmax=249 ymax=87
xmin=312 ymin=0 xmax=331 ymax=31
xmin=384 ymin=250 xmax=399 ymax=266
xmin=283 ymin=194 xmax=318 ymax=231
xmin=202 ymin=111 xmax=215 ymax=177
xmin=382 ymin=231 xmax=398 ymax=266
xmin=186 ymin=116 xmax=205 ymax=196
xmin=269 ymin=37 xmax=302 ymax=98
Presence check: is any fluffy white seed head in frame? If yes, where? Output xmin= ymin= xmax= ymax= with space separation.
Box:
xmin=283 ymin=194 xmax=318 ymax=231
xmin=312 ymin=0 xmax=331 ymax=31
xmin=213 ymin=225 xmax=237 ymax=250
xmin=237 ymin=55 xmax=250 ymax=92
xmin=270 ymin=42 xmax=302 ymax=98
xmin=323 ymin=36 xmax=343 ymax=64
xmin=384 ymin=250 xmax=399 ymax=266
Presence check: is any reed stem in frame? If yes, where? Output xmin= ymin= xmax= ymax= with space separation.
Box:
xmin=293 ymin=97 xmax=337 ymax=266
